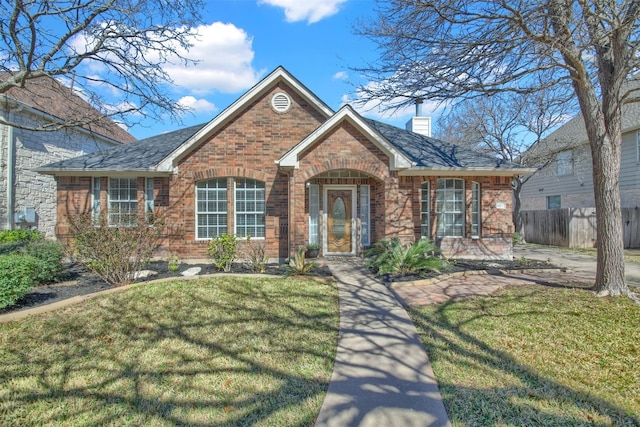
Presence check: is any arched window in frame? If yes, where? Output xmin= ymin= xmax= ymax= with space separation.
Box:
xmin=196 ymin=178 xmax=227 ymax=239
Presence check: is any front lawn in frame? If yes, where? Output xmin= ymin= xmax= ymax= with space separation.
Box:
xmin=0 ymin=276 xmax=338 ymax=426
xmin=409 ymin=285 xmax=640 ymax=426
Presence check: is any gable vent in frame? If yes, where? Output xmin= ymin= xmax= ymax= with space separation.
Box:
xmin=271 ymin=92 xmax=291 ymax=113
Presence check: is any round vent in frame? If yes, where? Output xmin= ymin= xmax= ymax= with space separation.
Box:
xmin=271 ymin=92 xmax=291 ymax=113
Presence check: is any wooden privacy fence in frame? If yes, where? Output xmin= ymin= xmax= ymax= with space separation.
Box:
xmin=520 ymin=207 xmax=640 ymax=249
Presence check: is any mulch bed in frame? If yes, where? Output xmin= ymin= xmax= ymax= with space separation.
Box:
xmin=1 ymin=257 xmax=556 ymax=316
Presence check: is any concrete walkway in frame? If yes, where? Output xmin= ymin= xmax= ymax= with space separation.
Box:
xmin=513 ymin=245 xmax=640 ymax=286
xmin=314 ymin=261 xmax=451 ymax=427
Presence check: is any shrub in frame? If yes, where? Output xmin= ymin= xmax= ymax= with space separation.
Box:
xmin=0 ymin=229 xmax=43 ymax=243
xmin=0 ymin=254 xmax=37 ymax=309
xmin=365 ymin=238 xmax=445 ymax=276
xmin=67 ymin=213 xmax=164 ymax=286
xmin=19 ymin=240 xmax=65 ymax=284
xmin=243 ymin=236 xmax=267 ymax=273
xmin=207 ymin=234 xmax=238 ymax=272
xmin=167 ymin=254 xmax=180 ymax=272
xmin=512 ymin=232 xmax=521 ymax=245
xmin=285 ymin=248 xmax=317 ymax=276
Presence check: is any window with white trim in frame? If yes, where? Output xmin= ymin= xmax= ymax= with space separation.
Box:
xmin=309 ymin=184 xmax=319 ymax=245
xmin=360 ymin=185 xmax=371 ymax=246
xmin=108 ymin=178 xmax=138 ymax=226
xmin=92 ymin=177 xmax=101 ymax=224
xmin=196 ymin=178 xmax=227 ymax=239
xmin=436 ymin=178 xmax=464 ymax=238
xmin=235 ymin=178 xmax=265 ymax=238
xmin=420 ymin=182 xmax=430 ymax=239
xmin=471 ymin=181 xmax=481 ymax=238
xmin=145 ymin=178 xmax=154 ymax=222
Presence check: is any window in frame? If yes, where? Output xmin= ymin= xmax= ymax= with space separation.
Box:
xmin=471 ymin=181 xmax=481 ymax=238
xmin=547 ymin=195 xmax=561 ymax=209
xmin=556 ymin=150 xmax=573 ymax=175
xmin=235 ymin=178 xmax=265 ymax=238
xmin=108 ymin=178 xmax=138 ymax=226
xmin=145 ymin=178 xmax=154 ymax=222
xmin=196 ymin=178 xmax=227 ymax=239
xmin=420 ymin=182 xmax=430 ymax=239
xmin=91 ymin=177 xmax=101 ymax=224
xmin=436 ymin=178 xmax=464 ymax=238
xmin=360 ymin=185 xmax=370 ymax=246
xmin=309 ymin=184 xmax=319 ymax=245
xmin=637 ymin=131 xmax=640 ymax=162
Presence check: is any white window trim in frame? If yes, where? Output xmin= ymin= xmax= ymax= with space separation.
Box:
xmin=637 ymin=131 xmax=640 ymax=162
xmin=360 ymin=185 xmax=371 ymax=247
xmin=309 ymin=184 xmax=320 ymax=245
xmin=91 ymin=177 xmax=101 ymax=224
xmin=145 ymin=177 xmax=154 ymax=222
xmin=436 ymin=178 xmax=465 ymax=238
xmin=471 ymin=181 xmax=481 ymax=238
xmin=108 ymin=177 xmax=138 ymax=227
xmin=195 ymin=178 xmax=228 ymax=240
xmin=234 ymin=178 xmax=266 ymax=240
xmin=420 ymin=181 xmax=430 ymax=239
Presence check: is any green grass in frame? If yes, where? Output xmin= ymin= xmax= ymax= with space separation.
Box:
xmin=0 ymin=276 xmax=339 ymax=426
xmin=409 ymin=285 xmax=640 ymax=426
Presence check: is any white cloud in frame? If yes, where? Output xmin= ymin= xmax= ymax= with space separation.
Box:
xmin=177 ymin=96 xmax=217 ymax=113
xmin=259 ymin=0 xmax=347 ymax=24
xmin=163 ymin=22 xmax=262 ymax=94
xmin=333 ymin=71 xmax=349 ymax=81
xmin=342 ymin=80 xmax=443 ymax=121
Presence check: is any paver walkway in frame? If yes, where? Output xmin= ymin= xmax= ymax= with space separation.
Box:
xmin=314 ymin=260 xmax=451 ymax=427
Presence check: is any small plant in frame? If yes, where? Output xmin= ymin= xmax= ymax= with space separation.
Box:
xmin=207 ymin=233 xmax=238 ymax=272
xmin=0 ymin=254 xmax=37 ymax=309
xmin=517 ymin=256 xmax=531 ymax=266
xmin=306 ymin=242 xmax=321 ymax=258
xmin=306 ymin=243 xmax=321 ymax=250
xmin=365 ymin=238 xmax=445 ymax=276
xmin=244 ymin=235 xmax=268 ymax=273
xmin=167 ymin=254 xmax=180 ymax=272
xmin=512 ymin=232 xmax=521 ymax=245
xmin=286 ymin=248 xmax=317 ymax=276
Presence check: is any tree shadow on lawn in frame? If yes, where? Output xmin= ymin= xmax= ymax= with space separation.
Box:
xmin=409 ymin=287 xmax=640 ymax=426
xmin=0 ymin=277 xmax=339 ymax=426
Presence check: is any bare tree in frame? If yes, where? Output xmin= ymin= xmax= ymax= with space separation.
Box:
xmin=356 ymin=0 xmax=640 ymax=298
xmin=0 ymin=0 xmax=205 ymax=131
xmin=436 ymin=90 xmax=572 ymax=238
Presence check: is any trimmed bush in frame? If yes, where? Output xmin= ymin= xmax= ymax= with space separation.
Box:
xmin=20 ymin=240 xmax=65 ymax=284
xmin=207 ymin=234 xmax=238 ymax=272
xmin=0 ymin=254 xmax=37 ymax=309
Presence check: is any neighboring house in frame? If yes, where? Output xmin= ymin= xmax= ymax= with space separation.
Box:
xmin=0 ymin=75 xmax=136 ymax=237
xmin=520 ymin=101 xmax=640 ymax=210
xmin=39 ymin=67 xmax=531 ymax=260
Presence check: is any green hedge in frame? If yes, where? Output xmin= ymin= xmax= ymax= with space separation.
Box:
xmin=0 ymin=255 xmax=37 ymax=309
xmin=19 ymin=240 xmax=65 ymax=284
xmin=0 ymin=229 xmax=43 ymax=243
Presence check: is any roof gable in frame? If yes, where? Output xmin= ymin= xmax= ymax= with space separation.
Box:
xmin=277 ymin=105 xmax=413 ymax=170
xmin=156 ymin=66 xmax=334 ymax=172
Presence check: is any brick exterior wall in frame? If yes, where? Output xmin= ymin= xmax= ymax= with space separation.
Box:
xmin=54 ymin=83 xmax=516 ymax=261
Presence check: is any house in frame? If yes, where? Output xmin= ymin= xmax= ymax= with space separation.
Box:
xmin=38 ymin=67 xmax=531 ymax=260
xmin=520 ymin=100 xmax=640 ymax=210
xmin=0 ymin=75 xmax=136 ymax=237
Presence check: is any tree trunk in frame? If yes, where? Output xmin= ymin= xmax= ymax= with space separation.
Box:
xmin=512 ymin=177 xmax=525 ymax=242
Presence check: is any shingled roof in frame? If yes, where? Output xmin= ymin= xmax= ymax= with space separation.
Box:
xmin=38 ymin=123 xmax=206 ymax=174
xmin=1 ymin=74 xmax=136 ymax=144
xmin=367 ymin=119 xmax=521 ymax=171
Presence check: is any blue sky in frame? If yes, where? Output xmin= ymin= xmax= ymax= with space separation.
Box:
xmin=123 ymin=0 xmax=439 ymax=139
